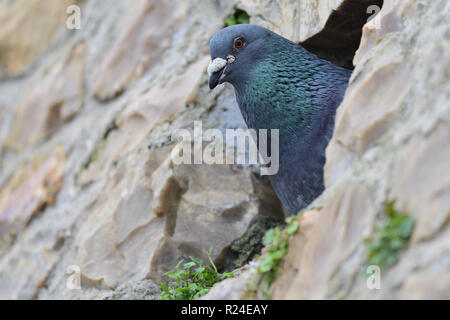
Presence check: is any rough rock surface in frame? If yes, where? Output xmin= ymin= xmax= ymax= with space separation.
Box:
xmin=240 ymin=0 xmax=344 ymax=42
xmin=0 ymin=0 xmax=83 ymax=77
xmin=5 ymin=44 xmax=86 ymax=150
xmin=0 ymin=146 xmax=65 ymax=248
xmin=0 ymin=0 xmax=449 ymax=300
xmin=92 ymin=0 xmax=191 ymax=101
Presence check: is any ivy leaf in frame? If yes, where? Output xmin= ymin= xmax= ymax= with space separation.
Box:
xmin=286 ymin=220 xmax=299 ymax=236
xmin=263 ymin=229 xmax=275 ymax=245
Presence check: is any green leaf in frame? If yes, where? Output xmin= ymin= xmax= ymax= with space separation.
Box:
xmin=189 ymin=256 xmax=203 ymax=265
xmin=196 ymin=267 xmax=205 ymax=273
xmin=259 ymin=256 xmax=274 ymax=273
xmin=263 ymin=229 xmax=275 ymax=245
xmin=287 ymin=220 xmax=299 ymax=236
xmin=269 ymin=249 xmax=286 ymax=261
xmin=183 ymin=262 xmax=196 ymax=270
xmin=222 ymin=271 xmax=235 ymax=278
xmin=206 ymin=249 xmax=218 ymax=273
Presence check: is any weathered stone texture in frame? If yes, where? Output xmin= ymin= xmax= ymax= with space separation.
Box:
xmin=1 ymin=0 xmax=448 ymax=300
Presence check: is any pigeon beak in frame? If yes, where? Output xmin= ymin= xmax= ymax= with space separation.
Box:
xmin=207 ymin=57 xmax=228 ymax=90
xmin=209 ymin=68 xmax=225 ymax=89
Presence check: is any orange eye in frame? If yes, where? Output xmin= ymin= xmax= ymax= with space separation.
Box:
xmin=233 ymin=37 xmax=245 ymax=50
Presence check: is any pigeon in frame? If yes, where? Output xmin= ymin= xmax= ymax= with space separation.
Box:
xmin=208 ymin=24 xmax=351 ymax=215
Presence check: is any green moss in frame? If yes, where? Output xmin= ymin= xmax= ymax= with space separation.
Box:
xmin=160 ymin=250 xmax=235 ymax=300
xmin=254 ymin=215 xmax=301 ymax=298
xmin=225 ymin=6 xmax=250 ymax=27
xmin=365 ymin=201 xmax=415 ymax=269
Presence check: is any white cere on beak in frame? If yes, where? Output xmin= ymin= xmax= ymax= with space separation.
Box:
xmin=226 ymin=55 xmax=235 ymax=64
xmin=207 ymin=57 xmax=227 ymax=76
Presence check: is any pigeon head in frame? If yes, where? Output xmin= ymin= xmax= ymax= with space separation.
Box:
xmin=208 ymin=24 xmax=275 ymax=89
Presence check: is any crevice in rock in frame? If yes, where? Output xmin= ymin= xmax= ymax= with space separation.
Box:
xmin=80 ymin=119 xmax=118 ymax=172
xmin=224 ymin=6 xmax=250 ymax=27
xmin=301 ymin=0 xmax=384 ymax=69
xmin=45 ymin=101 xmax=64 ymax=134
xmin=222 ymin=214 xmax=284 ymax=271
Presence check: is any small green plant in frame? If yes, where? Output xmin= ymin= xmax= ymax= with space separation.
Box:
xmin=257 ymin=216 xmax=300 ymax=298
xmin=160 ymin=250 xmax=234 ymax=300
xmin=225 ymin=6 xmax=250 ymax=26
xmin=365 ymin=201 xmax=415 ymax=269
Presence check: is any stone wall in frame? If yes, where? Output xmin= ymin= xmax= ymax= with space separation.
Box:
xmin=0 ymin=0 xmax=448 ymax=300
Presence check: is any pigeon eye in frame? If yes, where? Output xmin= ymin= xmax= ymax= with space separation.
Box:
xmin=233 ymin=37 xmax=245 ymax=50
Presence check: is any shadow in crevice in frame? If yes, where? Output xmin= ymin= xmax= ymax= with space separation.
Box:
xmin=301 ymin=0 xmax=384 ymax=69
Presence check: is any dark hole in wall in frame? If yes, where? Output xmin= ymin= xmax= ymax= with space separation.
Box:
xmin=301 ymin=0 xmax=384 ymax=69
